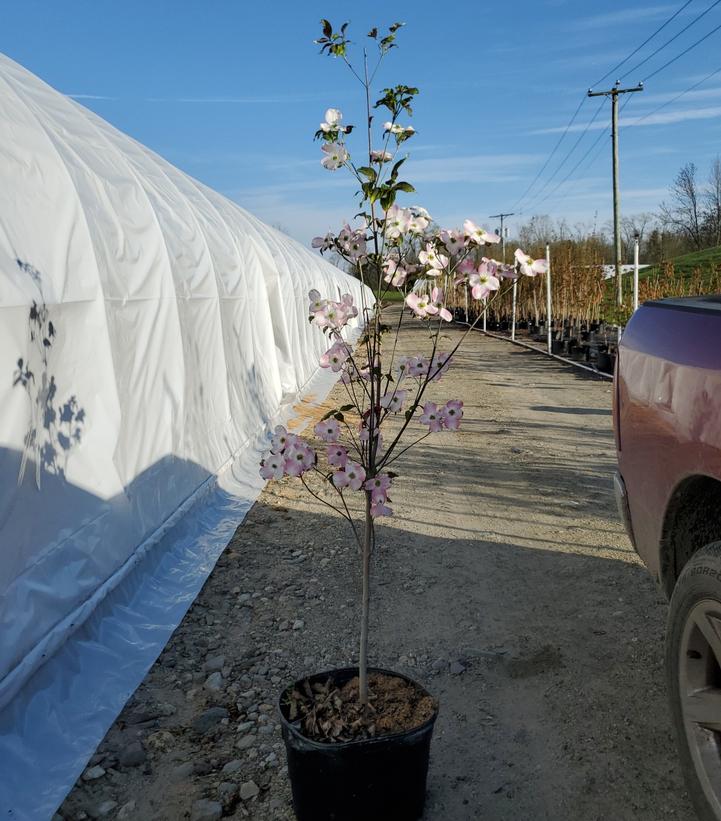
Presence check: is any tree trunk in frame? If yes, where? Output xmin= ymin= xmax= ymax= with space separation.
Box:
xmin=359 ymin=492 xmax=372 ymax=705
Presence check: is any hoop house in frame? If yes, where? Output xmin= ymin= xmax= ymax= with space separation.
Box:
xmin=0 ymin=53 xmax=370 ymax=819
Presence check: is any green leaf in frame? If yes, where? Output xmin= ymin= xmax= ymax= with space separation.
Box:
xmin=394 ymin=181 xmax=415 ymax=193
xmin=320 ymin=408 xmax=337 ymax=421
xmin=321 ymin=18 xmax=332 ymax=37
xmin=390 ymin=157 xmax=406 ymax=178
xmin=368 ymin=27 xmax=378 ymax=38
xmin=339 ymin=403 xmax=355 ymax=412
xmin=333 ymin=412 xmax=345 ymax=422
xmin=357 ymin=166 xmax=377 ymax=181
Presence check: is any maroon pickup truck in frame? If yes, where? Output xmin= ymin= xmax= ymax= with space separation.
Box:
xmin=615 ymin=295 xmax=721 ymax=821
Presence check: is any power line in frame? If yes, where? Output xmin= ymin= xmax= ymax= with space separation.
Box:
xmin=623 ymin=62 xmax=721 ymax=128
xmin=530 ymin=95 xmax=637 ymax=212
xmin=529 ymin=100 xmax=611 ymax=211
xmin=508 ymin=95 xmax=586 ymax=211
xmin=513 ymin=0 xmax=721 ymax=218
xmin=514 ymin=0 xmax=698 ymax=214
xmin=591 ymin=0 xmax=695 ymax=87
xmin=619 ymin=0 xmax=721 ymax=81
xmin=642 ymin=19 xmax=721 ymax=81
xmin=520 ymin=98 xmax=607 ymax=213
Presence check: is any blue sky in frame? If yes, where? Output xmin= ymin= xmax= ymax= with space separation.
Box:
xmin=3 ymin=0 xmax=721 ymax=243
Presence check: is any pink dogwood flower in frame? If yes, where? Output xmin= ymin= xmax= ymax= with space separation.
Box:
xmin=365 ymin=474 xmax=392 ymax=496
xmin=441 ymin=400 xmax=464 ymax=430
xmin=319 ymin=342 xmax=349 ymax=372
xmin=340 ymin=292 xmax=358 ymax=320
xmin=419 ymin=401 xmax=444 ymax=432
xmin=418 ymin=243 xmax=448 ymax=273
xmin=405 ymin=292 xmax=438 ymax=319
xmin=408 ymin=355 xmax=428 ymax=378
xmin=311 ymin=233 xmax=335 ymax=252
xmin=469 ymin=265 xmax=501 ymax=301
xmin=321 ymin=142 xmax=349 ymax=171
xmin=284 ymin=442 xmax=315 ymax=477
xmin=308 ymin=289 xmax=327 ymax=315
xmin=440 ymin=229 xmax=466 ymax=255
xmin=463 ymin=219 xmax=501 ymax=246
xmin=429 ymin=352 xmax=452 ymax=381
xmin=346 ymin=235 xmax=367 ymax=260
xmin=259 ymin=453 xmax=285 ymax=481
xmin=370 ymin=499 xmax=393 ymax=517
xmin=380 ymin=389 xmax=407 ymax=413
xmin=319 ymin=108 xmax=348 ymax=133
xmin=455 ymin=258 xmax=477 ymax=283
xmin=333 ymin=460 xmax=366 ymax=491
xmin=270 ymin=425 xmax=294 ymax=453
xmin=383 ymin=258 xmax=408 ymax=287
xmin=371 ymin=150 xmax=393 ymax=163
xmin=314 ymin=418 xmax=340 ymax=442
xmin=327 ymin=444 xmax=348 ymax=467
xmin=315 ymin=303 xmax=348 ymax=330
xmin=430 ymin=287 xmax=453 ymax=322
xmin=515 ymin=248 xmax=548 ymax=277
xmin=385 ymin=205 xmax=411 ymax=240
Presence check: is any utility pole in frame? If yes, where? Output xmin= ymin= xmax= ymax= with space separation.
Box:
xmin=587 ymin=81 xmax=643 ymax=306
xmin=488 ymin=212 xmax=514 ymax=264
xmin=489 ymin=212 xmax=515 ymax=337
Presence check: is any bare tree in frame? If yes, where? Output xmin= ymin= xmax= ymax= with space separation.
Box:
xmin=703 ymin=157 xmax=721 ymax=248
xmin=660 ymin=162 xmax=703 ymax=251
xmin=518 ymin=214 xmax=557 ymax=250
xmin=620 ymin=213 xmax=654 ymax=261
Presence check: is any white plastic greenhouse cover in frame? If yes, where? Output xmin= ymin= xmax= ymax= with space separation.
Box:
xmin=0 ymin=53 xmax=371 ymax=819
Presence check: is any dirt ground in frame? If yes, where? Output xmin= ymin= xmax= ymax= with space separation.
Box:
xmin=59 ymin=315 xmax=695 ymax=821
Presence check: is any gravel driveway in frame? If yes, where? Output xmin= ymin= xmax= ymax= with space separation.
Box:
xmin=59 ymin=316 xmax=694 ymax=821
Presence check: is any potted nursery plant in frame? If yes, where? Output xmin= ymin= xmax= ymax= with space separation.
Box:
xmin=258 ymin=20 xmax=547 ymax=821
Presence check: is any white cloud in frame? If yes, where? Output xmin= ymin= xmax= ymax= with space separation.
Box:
xmin=66 ymin=93 xmax=117 ymax=100
xmin=144 ymin=93 xmax=329 ymax=104
xmin=534 ymin=104 xmax=721 ymax=134
xmin=409 ymin=153 xmax=543 ymax=184
xmin=568 ymin=4 xmax=676 ymax=30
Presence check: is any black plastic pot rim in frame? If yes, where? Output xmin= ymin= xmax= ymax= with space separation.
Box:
xmin=278 ymin=665 xmax=439 ymax=752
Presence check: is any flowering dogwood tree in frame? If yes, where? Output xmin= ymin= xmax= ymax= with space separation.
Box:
xmin=260 ymin=20 xmax=547 ymax=707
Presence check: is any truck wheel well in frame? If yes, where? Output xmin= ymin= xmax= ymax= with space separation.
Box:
xmin=661 ymin=475 xmax=721 ymax=597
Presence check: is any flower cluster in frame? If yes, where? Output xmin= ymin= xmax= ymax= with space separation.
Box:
xmin=419 ymin=400 xmax=463 ymax=432
xmin=405 ymin=287 xmax=452 ymax=321
xmin=259 ymin=426 xmax=316 ymax=480
xmin=383 ymin=121 xmax=415 ymax=143
xmin=384 ymin=204 xmax=430 ymax=240
xmin=316 ymin=108 xmax=352 ymax=171
xmin=397 ymin=351 xmax=452 ymax=382
xmin=308 ymin=290 xmax=358 ymax=332
xmin=364 ymin=473 xmax=393 ymax=517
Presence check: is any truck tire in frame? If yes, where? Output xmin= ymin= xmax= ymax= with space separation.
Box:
xmin=667 ymin=542 xmax=721 ymax=821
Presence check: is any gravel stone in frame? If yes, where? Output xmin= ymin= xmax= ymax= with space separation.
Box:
xmin=191 ymin=799 xmax=223 ymax=821
xmin=82 ymin=766 xmax=105 ymax=781
xmin=117 ymin=741 xmax=146 ymax=768
xmin=239 ymin=780 xmax=260 ymax=801
xmin=204 ymin=655 xmax=226 ymax=673
xmin=192 ymin=706 xmax=229 ymax=734
xmin=204 ymin=671 xmax=223 ymax=691
xmin=221 ymin=758 xmax=243 ymax=775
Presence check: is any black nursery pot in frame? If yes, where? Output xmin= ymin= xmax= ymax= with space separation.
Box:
xmin=278 ymin=666 xmax=438 ymax=821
